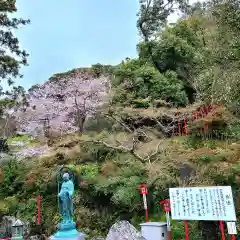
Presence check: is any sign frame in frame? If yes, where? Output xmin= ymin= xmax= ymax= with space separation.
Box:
xmin=169 ymin=186 xmax=236 ymax=221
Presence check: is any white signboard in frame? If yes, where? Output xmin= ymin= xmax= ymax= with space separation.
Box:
xmin=227 ymin=222 xmax=237 ymax=234
xmin=169 ymin=186 xmax=236 ymax=221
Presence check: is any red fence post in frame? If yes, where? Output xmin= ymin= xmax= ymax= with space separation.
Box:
xmin=220 ymin=220 xmax=225 ymax=240
xmin=139 ymin=184 xmax=149 ymax=222
xmin=184 ymin=220 xmax=189 ymax=240
xmin=184 ymin=119 xmax=190 ymax=136
xmin=37 ymin=195 xmax=41 ymax=225
xmin=160 ymin=199 xmax=172 ymax=240
xmin=178 ymin=119 xmax=181 ymax=136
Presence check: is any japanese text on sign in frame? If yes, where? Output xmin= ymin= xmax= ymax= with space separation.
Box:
xmin=169 ymin=186 xmax=236 ymax=221
xmin=227 ymin=222 xmax=237 ymax=234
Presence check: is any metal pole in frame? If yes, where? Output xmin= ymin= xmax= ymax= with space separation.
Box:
xmin=143 ymin=194 xmax=149 ymax=222
xmin=219 ymin=221 xmax=225 ymax=240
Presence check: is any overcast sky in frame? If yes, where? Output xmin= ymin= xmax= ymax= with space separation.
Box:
xmin=9 ymin=0 xmax=201 ymax=90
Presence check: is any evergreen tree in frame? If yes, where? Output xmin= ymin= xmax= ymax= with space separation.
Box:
xmin=0 ymin=0 xmax=29 ymax=93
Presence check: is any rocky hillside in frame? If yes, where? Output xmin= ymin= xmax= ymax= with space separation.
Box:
xmin=13 ymin=68 xmax=111 ymax=136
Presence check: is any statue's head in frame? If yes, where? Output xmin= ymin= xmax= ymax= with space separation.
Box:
xmin=63 ymin=172 xmax=70 ymax=181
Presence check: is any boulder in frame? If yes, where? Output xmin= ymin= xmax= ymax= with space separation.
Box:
xmin=106 ymin=221 xmax=145 ymax=240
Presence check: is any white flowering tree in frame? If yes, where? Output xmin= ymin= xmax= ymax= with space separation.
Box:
xmin=67 ymin=79 xmax=103 ymax=133
xmin=14 ymin=71 xmax=109 ymax=137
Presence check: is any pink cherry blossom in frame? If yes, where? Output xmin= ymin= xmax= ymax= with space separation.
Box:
xmin=13 ymin=71 xmax=110 ymax=135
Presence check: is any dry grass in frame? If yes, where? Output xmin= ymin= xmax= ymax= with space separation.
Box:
xmin=100 ymin=161 xmax=120 ymax=176
xmin=120 ymin=103 xmax=203 ymax=118
xmin=25 ymin=116 xmax=239 ymax=194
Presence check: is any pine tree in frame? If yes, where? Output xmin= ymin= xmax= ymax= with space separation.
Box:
xmin=0 ymin=0 xmax=29 ymax=92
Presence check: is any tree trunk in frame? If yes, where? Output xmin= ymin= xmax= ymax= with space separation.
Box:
xmin=77 ymin=115 xmax=86 ymax=133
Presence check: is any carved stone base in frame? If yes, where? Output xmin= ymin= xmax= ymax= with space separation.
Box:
xmin=49 ymin=230 xmax=85 ymax=240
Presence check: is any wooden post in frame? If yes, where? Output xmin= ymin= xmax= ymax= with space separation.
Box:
xmin=184 ymin=220 xmax=189 ymax=240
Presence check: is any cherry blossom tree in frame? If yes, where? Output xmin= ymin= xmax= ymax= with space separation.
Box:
xmin=67 ymin=79 xmax=103 ymax=133
xmin=13 ymin=71 xmax=109 ymax=137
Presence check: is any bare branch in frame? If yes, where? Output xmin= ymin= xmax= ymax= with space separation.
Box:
xmin=103 ymin=112 xmax=133 ymax=133
xmin=81 ymin=138 xmax=147 ymax=163
xmin=81 ymin=135 xmax=164 ymax=164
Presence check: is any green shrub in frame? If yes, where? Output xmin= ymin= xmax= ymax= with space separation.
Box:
xmin=80 ymin=164 xmax=99 ymax=180
xmin=197 ymin=155 xmax=215 ymax=163
xmin=232 ymin=163 xmax=240 ymax=173
xmin=84 ymin=116 xmax=113 ymax=132
xmin=226 ymin=120 xmax=240 ymax=142
xmin=91 ymin=63 xmax=103 ymax=77
xmin=183 ymin=135 xmax=204 ymax=149
xmin=197 ymin=152 xmax=230 ymax=163
xmin=0 ymin=159 xmax=27 ymax=196
xmin=204 ymin=140 xmax=218 ymax=149
xmin=132 ymin=98 xmax=150 ymax=108
xmin=7 ymin=134 xmax=30 ymax=144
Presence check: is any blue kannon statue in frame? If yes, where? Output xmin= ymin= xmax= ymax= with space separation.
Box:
xmin=58 ymin=173 xmax=74 ymax=222
xmin=50 ymin=169 xmax=85 ymax=239
xmin=53 ymin=172 xmax=79 ymax=239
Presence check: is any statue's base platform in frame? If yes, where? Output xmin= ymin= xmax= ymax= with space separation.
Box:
xmin=50 ymin=229 xmax=85 ymax=240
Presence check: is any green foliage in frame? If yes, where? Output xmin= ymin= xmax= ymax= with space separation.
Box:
xmin=0 ymin=0 xmax=29 ymax=90
xmin=225 ymin=120 xmax=240 ymax=141
xmin=131 ymin=98 xmax=150 ymax=108
xmin=91 ymin=63 xmax=102 ymax=77
xmin=197 ymin=152 xmax=230 ymax=164
xmin=232 ymin=164 xmax=240 ymax=174
xmin=0 ymin=98 xmax=15 ymax=111
xmin=171 ymin=221 xmax=201 ymax=240
xmin=2 ymin=0 xmax=240 ymax=239
xmin=110 ymin=176 xmax=142 ymax=206
xmin=183 ymin=135 xmax=204 ymax=149
xmin=84 ymin=116 xmax=114 ymax=132
xmin=91 ymin=63 xmax=114 ymax=77
xmin=135 ymin=0 xmax=240 ymax=106
xmin=80 ymin=164 xmax=99 ymax=180
xmin=113 ymin=60 xmax=188 ymax=107
xmin=7 ymin=134 xmax=30 ymax=144
xmin=203 ymin=140 xmax=218 ymax=149
xmin=0 ymin=159 xmax=27 ymax=196
xmin=137 ymin=0 xmax=189 ymax=40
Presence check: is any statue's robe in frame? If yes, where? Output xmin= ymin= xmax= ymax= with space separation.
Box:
xmin=58 ymin=180 xmax=74 ymax=221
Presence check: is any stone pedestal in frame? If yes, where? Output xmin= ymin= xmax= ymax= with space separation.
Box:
xmin=50 ymin=230 xmax=85 ymax=240
xmin=50 ymin=219 xmax=85 ymax=240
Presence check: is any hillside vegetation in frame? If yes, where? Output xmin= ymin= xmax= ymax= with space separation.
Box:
xmin=0 ymin=0 xmax=240 ymax=240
